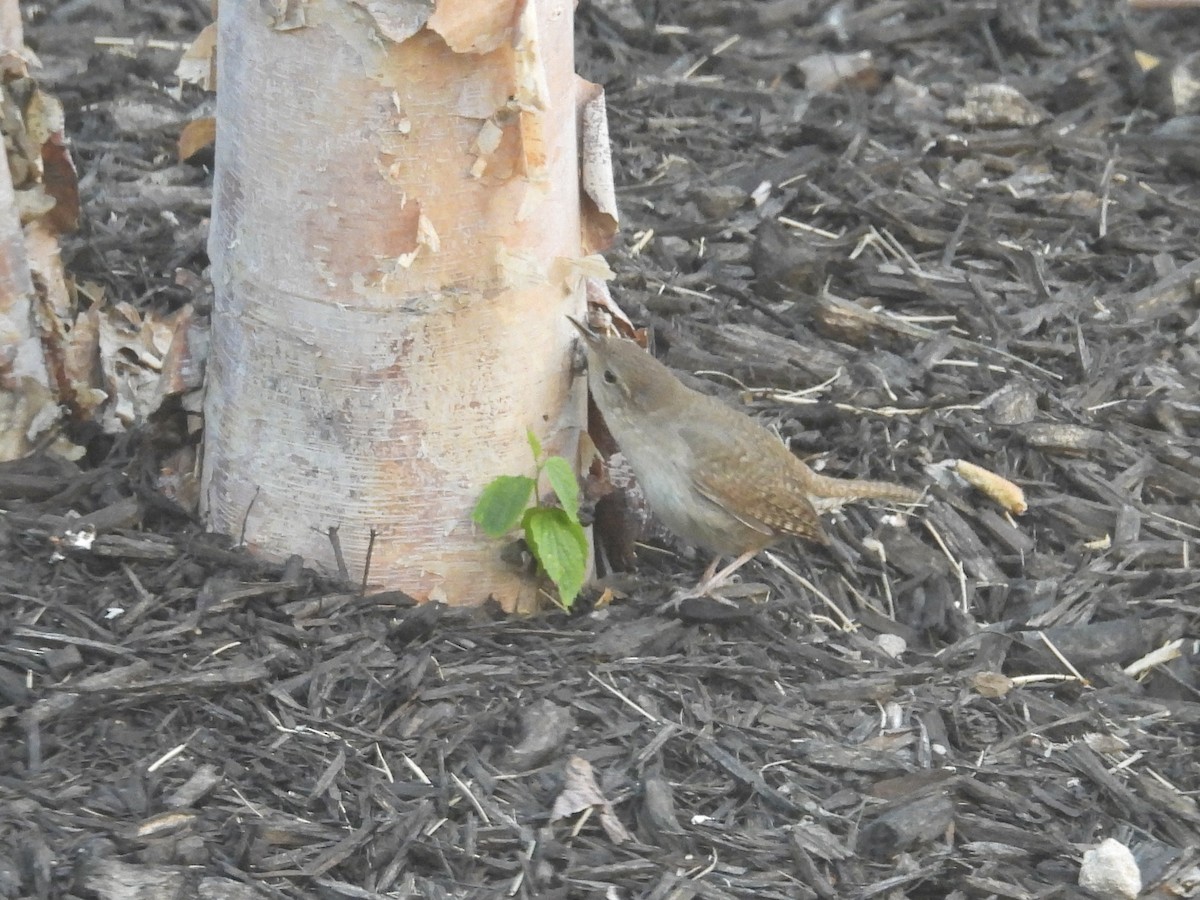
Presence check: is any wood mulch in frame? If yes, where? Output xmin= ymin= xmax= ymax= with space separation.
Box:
xmin=2 ymin=1 xmax=1199 ymax=897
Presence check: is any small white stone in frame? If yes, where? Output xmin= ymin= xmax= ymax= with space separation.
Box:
xmin=876 ymin=633 xmax=907 ymax=659
xmin=1079 ymin=838 xmax=1141 ymax=899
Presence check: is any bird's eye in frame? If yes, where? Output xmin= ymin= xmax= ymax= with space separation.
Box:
xmin=603 ymin=369 xmax=617 ymax=385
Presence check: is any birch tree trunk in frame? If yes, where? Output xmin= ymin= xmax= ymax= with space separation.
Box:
xmin=0 ymin=0 xmax=73 ymax=461
xmin=202 ymin=0 xmax=609 ymax=610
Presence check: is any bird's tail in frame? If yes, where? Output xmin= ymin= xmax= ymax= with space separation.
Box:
xmin=805 ymin=472 xmax=923 ymax=511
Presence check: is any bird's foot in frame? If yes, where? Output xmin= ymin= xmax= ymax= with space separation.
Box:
xmin=657 ymin=582 xmax=769 ymax=619
xmin=655 ymin=586 xmax=738 ymax=616
xmin=654 ymin=550 xmax=768 ymax=617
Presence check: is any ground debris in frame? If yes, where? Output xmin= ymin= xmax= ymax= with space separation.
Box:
xmin=2 ymin=0 xmax=1198 ymax=897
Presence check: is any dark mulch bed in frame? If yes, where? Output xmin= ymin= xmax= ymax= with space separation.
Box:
xmin=3 ymin=1 xmax=1200 ymax=897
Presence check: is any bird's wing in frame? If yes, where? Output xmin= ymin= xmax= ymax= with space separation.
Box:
xmin=682 ymin=420 xmax=828 ymax=545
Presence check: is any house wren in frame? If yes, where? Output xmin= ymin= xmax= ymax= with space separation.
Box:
xmin=570 ymin=317 xmax=921 ymax=596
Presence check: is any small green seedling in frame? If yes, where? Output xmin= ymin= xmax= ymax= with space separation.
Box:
xmin=473 ymin=430 xmax=588 ymax=609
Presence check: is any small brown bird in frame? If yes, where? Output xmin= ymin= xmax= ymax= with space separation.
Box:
xmin=570 ymin=317 xmax=921 ymax=597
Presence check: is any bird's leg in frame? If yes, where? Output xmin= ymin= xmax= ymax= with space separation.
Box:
xmin=692 ymin=550 xmax=758 ymax=596
xmin=695 ymin=556 xmax=721 ymax=590
xmin=659 ymin=550 xmax=760 ymax=613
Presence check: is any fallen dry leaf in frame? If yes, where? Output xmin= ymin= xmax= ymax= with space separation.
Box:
xmin=947 ymin=83 xmax=1049 ymax=128
xmin=971 ymin=671 xmax=1014 ymax=699
xmin=178 ymin=116 xmax=216 ymax=162
xmin=175 ymin=22 xmax=217 ymax=91
xmin=550 ymin=755 xmax=631 ymax=844
xmin=796 ymin=51 xmax=880 ymax=94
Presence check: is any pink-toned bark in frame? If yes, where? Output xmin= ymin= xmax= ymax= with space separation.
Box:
xmin=203 ymin=0 xmax=597 ymax=608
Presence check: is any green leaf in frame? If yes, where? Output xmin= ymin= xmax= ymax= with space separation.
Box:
xmin=473 ymin=475 xmax=536 ymax=538
xmin=526 ymin=429 xmax=543 ymax=463
xmin=542 ymin=455 xmax=581 ymax=524
xmin=523 ymin=507 xmax=588 ymax=608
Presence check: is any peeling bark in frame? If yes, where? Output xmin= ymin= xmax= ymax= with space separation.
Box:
xmin=203 ymin=0 xmax=612 ymax=608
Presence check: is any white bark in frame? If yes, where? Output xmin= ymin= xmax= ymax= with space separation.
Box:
xmin=203 ymin=0 xmax=591 ymax=609
xmin=0 ymin=1 xmax=60 ymax=462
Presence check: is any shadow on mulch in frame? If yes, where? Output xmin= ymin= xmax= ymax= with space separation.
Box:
xmin=3 ymin=1 xmax=1200 ymax=898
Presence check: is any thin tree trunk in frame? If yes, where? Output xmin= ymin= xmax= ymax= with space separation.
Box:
xmin=0 ymin=0 xmax=64 ymax=461
xmin=203 ymin=1 xmax=601 ymax=609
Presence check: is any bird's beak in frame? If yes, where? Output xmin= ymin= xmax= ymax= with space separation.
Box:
xmin=566 ymin=314 xmax=599 ymax=346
